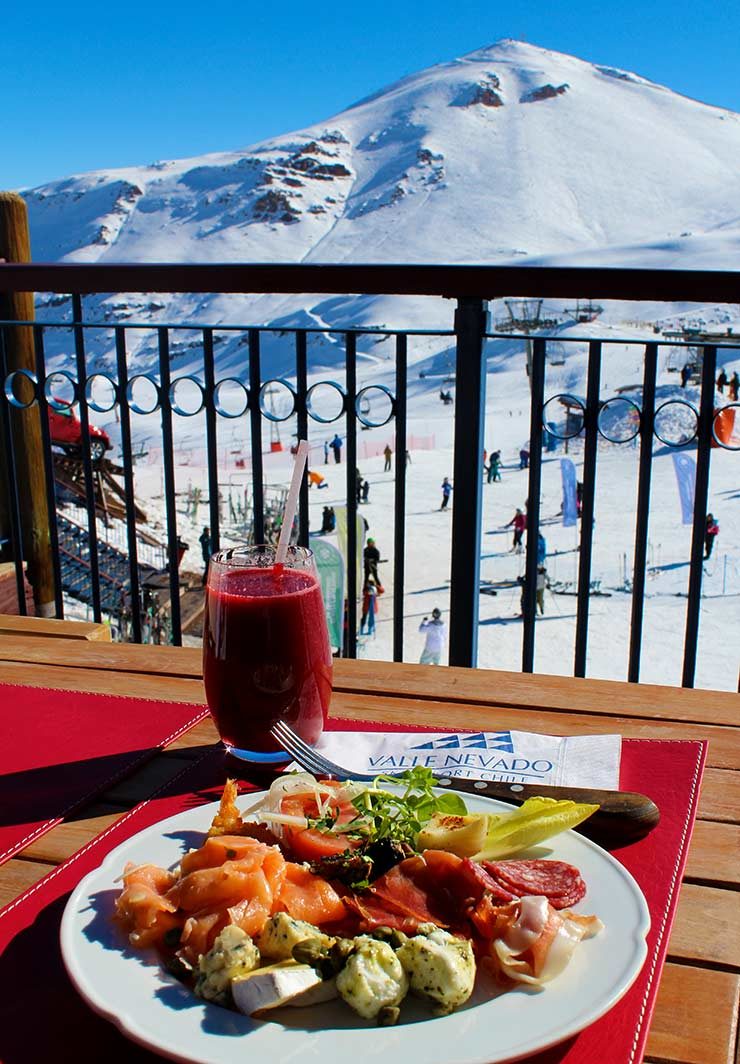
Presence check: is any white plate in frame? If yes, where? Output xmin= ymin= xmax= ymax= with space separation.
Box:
xmin=60 ymin=792 xmax=650 ymax=1064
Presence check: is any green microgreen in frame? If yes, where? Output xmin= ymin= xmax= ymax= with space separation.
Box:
xmin=306 ymin=810 xmax=340 ymax=832
xmin=341 ymin=766 xmax=468 ymax=846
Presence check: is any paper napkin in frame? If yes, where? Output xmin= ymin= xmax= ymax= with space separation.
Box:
xmin=305 ymin=729 xmax=621 ymax=788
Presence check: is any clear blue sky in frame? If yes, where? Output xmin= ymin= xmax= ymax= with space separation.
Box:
xmin=3 ymin=0 xmax=739 ymax=190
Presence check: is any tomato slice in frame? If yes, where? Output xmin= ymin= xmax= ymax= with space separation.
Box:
xmin=280 ymin=788 xmax=360 ymax=862
xmin=285 ymin=827 xmax=353 ymax=862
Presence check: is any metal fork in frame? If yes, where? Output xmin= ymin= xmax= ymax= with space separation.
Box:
xmin=269 ymin=720 xmax=377 ymax=781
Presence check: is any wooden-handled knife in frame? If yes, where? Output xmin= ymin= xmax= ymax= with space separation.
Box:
xmin=430 ymin=776 xmax=660 ymax=847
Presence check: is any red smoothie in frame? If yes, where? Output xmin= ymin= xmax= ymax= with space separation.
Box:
xmin=203 ymin=565 xmax=332 ymax=753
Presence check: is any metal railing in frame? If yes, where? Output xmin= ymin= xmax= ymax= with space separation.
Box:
xmin=0 ymin=263 xmax=738 ymax=687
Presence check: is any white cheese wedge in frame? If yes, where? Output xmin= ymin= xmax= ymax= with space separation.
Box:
xmin=287 ymin=976 xmax=338 ymax=1008
xmin=231 ymin=961 xmax=324 ymax=1016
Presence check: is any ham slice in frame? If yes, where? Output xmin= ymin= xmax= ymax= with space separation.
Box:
xmin=483 ymin=896 xmax=603 ymax=985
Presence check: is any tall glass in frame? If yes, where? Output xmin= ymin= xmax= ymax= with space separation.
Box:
xmin=203 ymin=545 xmax=332 ymax=762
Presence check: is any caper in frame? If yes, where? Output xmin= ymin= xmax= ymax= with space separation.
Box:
xmin=389 ymin=930 xmax=408 ymax=949
xmin=329 ymin=938 xmax=356 ymax=969
xmin=292 ymin=939 xmax=329 ymax=966
xmin=316 ymin=956 xmax=337 ymax=980
xmin=372 ymin=925 xmax=394 ymax=941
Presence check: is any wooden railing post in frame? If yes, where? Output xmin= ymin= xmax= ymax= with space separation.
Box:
xmin=0 ymin=192 xmax=55 ymax=615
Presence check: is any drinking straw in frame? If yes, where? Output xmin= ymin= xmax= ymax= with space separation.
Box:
xmin=275 ymin=439 xmax=309 ymax=567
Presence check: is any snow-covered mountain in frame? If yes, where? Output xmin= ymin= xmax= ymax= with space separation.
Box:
xmin=22 ymin=39 xmax=740 ymax=371
xmin=26 ymin=40 xmax=740 ymax=267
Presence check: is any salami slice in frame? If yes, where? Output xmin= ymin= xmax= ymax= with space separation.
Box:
xmin=481 ymin=859 xmax=586 ymax=909
xmin=459 ymin=858 xmax=517 ymax=904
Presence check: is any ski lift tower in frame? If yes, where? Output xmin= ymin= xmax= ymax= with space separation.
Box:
xmin=503 ymin=299 xmax=544 ymax=389
xmin=564 ymin=299 xmax=604 ymax=324
xmin=264 ymin=384 xmax=283 ymax=452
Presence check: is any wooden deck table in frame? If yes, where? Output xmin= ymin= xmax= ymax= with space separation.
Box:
xmin=0 ymin=634 xmax=738 ymax=1064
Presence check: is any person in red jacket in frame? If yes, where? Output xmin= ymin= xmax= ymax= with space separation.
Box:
xmin=704 ymin=514 xmax=719 ymax=559
xmin=505 ymin=508 xmax=527 ymax=553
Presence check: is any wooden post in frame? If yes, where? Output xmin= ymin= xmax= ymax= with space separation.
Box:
xmin=0 ymin=192 xmax=56 ymax=615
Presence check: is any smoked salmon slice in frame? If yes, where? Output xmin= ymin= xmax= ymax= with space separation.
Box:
xmin=180 ymin=835 xmax=274 ymax=875
xmin=115 ymin=863 xmax=180 ymax=949
xmin=278 ymin=862 xmax=348 ymax=925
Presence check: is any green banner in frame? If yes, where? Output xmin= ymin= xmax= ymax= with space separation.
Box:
xmin=312 ymin=538 xmax=345 ymax=650
xmin=333 ymin=504 xmax=365 ymax=595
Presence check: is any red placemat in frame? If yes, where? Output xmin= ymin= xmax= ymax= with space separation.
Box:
xmin=0 ymin=682 xmax=208 ymax=866
xmin=0 ymin=720 xmax=706 ymax=1064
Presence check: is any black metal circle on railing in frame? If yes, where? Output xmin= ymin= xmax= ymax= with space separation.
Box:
xmin=541 ymin=394 xmax=585 ymax=440
xmin=85 ymin=373 xmax=119 ymax=413
xmin=126 ymin=374 xmax=162 ymax=416
xmin=169 ymin=375 xmax=206 ymax=417
xmin=259 ymin=379 xmax=297 ymax=423
xmin=306 ymin=380 xmax=347 ymax=424
xmin=653 ymin=399 xmax=698 ymax=447
xmin=356 ymin=384 xmax=396 ymax=428
xmin=597 ymin=396 xmax=641 ymax=444
xmin=44 ymin=371 xmax=78 ymax=410
xmin=213 ymin=378 xmax=249 ymax=419
xmin=4 ymin=369 xmax=39 ymax=410
xmin=712 ymin=403 xmax=740 ymax=451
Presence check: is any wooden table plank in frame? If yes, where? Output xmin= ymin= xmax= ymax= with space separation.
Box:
xmin=0 ymin=857 xmax=55 ymax=909
xmin=697 ymin=768 xmax=740 ymax=823
xmin=0 ymin=615 xmax=111 ymax=640
xmin=0 ymin=636 xmax=201 ymax=677
xmin=1 ymin=636 xmax=738 ymax=726
xmin=684 ymin=821 xmax=740 ymax=887
xmin=645 ymin=963 xmax=740 ymax=1064
xmin=21 ymin=806 xmax=127 ymax=863
xmin=668 ymin=882 xmax=740 ymax=970
xmin=0 ymin=659 xmax=206 ymax=703
xmin=330 ymin=659 xmax=740 ymax=726
xmin=168 ymin=718 xmax=219 ymax=750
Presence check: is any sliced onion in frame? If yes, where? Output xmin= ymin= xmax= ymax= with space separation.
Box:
xmin=240 ymin=771 xmax=339 ymax=838
xmin=334 ymin=781 xmax=368 ymax=803
xmin=258 ymin=811 xmax=310 ymax=829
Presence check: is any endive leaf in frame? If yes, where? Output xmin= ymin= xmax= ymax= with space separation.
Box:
xmin=471 ymin=796 xmax=599 ymax=861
